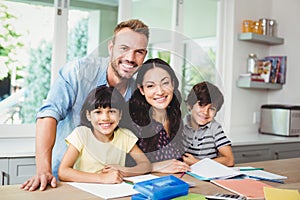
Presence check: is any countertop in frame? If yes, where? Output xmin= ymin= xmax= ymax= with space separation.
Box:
xmin=230 ymin=132 xmax=300 ymax=146
xmin=1 ymin=133 xmax=300 ymax=158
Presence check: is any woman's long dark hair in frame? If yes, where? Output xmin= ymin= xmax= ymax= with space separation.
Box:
xmin=128 ymin=58 xmax=183 ymax=152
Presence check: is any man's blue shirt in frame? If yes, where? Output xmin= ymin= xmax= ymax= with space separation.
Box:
xmin=36 ymin=56 xmax=136 ymax=178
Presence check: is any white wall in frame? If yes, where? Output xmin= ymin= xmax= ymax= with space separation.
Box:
xmin=226 ymin=0 xmax=300 ymax=135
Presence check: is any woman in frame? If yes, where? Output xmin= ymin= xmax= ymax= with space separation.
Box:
xmin=127 ymin=58 xmax=190 ymax=173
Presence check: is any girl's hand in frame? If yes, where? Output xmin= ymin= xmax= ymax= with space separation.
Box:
xmin=182 ymin=153 xmax=200 ymax=165
xmin=98 ymin=167 xmax=123 ymax=184
xmin=102 ymin=165 xmax=125 ymax=174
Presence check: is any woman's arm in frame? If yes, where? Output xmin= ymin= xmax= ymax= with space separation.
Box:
xmin=58 ymin=144 xmax=123 ymax=183
xmin=152 ymin=159 xmax=190 ymax=173
xmin=116 ymin=144 xmax=152 ymax=177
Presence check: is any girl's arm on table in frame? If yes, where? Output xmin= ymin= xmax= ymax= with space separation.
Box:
xmin=58 ymin=144 xmax=123 ymax=184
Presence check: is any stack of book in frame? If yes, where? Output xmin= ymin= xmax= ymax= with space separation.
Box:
xmin=239 ymin=56 xmax=287 ymax=85
xmin=258 ymin=56 xmax=287 ymax=84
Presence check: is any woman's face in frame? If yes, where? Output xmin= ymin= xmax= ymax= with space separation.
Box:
xmin=139 ymin=67 xmax=174 ymax=110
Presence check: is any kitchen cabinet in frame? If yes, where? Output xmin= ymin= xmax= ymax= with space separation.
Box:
xmin=271 ymin=142 xmax=300 ymax=160
xmin=0 ymin=157 xmax=35 ymax=185
xmin=237 ymin=33 xmax=285 ymax=90
xmin=0 ymin=158 xmax=9 ymax=185
xmin=232 ymin=142 xmax=300 ymax=164
xmin=232 ymin=145 xmax=272 ymax=163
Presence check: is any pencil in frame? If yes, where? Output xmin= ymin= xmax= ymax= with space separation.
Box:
xmin=179 ymin=172 xmax=186 ymax=178
xmin=239 ymin=168 xmax=264 ymax=171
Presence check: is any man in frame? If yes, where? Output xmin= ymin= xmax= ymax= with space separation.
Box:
xmin=20 ymin=19 xmax=149 ymax=191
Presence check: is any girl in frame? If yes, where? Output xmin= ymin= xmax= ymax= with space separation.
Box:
xmin=58 ymin=86 xmax=151 ymax=184
xmin=127 ymin=58 xmax=190 ymax=173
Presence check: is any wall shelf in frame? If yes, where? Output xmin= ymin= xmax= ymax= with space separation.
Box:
xmin=238 ymin=33 xmax=284 ymax=45
xmin=237 ymin=77 xmax=283 ymax=90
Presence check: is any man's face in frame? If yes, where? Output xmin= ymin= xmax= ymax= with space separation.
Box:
xmin=109 ymin=28 xmax=148 ymax=80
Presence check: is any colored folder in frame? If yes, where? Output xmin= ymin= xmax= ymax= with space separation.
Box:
xmin=211 ymin=179 xmax=273 ymax=200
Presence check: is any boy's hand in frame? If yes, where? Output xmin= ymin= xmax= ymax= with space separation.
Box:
xmin=182 ymin=153 xmax=200 ymax=165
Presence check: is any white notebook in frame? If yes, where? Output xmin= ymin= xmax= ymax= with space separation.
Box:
xmin=187 ymin=158 xmax=287 ymax=181
xmin=233 ymin=167 xmax=287 ymax=180
xmin=188 ymin=158 xmax=243 ymax=180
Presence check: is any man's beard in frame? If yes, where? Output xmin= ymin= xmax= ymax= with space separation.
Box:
xmin=110 ymin=58 xmax=123 ymax=79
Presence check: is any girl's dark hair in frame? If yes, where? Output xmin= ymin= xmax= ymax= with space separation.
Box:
xmin=185 ymin=81 xmax=224 ymax=112
xmin=128 ymin=58 xmax=182 ymax=151
xmin=80 ymin=85 xmax=125 ymax=130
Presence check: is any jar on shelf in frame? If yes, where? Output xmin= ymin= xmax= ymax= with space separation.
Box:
xmin=268 ymin=19 xmax=277 ymax=36
xmin=247 ymin=53 xmax=258 ymax=73
xmin=259 ymin=18 xmax=269 ymax=35
xmin=242 ymin=20 xmax=253 ymax=33
xmin=252 ymin=21 xmax=262 ymax=34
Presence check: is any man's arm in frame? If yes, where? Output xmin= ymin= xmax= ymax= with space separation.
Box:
xmin=20 ymin=117 xmax=57 ymax=191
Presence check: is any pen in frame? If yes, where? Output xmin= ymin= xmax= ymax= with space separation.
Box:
xmin=179 ymin=172 xmax=186 ymax=178
xmin=124 ymin=180 xmax=134 ymax=185
xmin=248 ymin=176 xmax=284 ymax=184
xmin=239 ymin=168 xmax=264 ymax=171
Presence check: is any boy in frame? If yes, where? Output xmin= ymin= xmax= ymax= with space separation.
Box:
xmin=182 ymin=81 xmax=234 ymax=167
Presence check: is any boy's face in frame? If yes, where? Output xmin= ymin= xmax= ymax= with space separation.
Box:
xmin=189 ymin=101 xmax=217 ymax=127
xmin=86 ymin=107 xmax=122 ymax=141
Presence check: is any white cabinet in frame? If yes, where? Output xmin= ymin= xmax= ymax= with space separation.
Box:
xmin=232 ymin=142 xmax=300 ymax=164
xmin=0 ymin=157 xmax=35 ymax=185
xmin=271 ymin=142 xmax=300 ymax=160
xmin=232 ymin=145 xmax=272 ymax=163
xmin=0 ymin=158 xmax=9 ymax=185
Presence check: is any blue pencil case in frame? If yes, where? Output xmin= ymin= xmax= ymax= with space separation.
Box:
xmin=132 ymin=175 xmax=189 ymax=200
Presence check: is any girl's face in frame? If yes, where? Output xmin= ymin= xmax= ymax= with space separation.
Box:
xmin=139 ymin=67 xmax=174 ymax=110
xmin=86 ymin=107 xmax=122 ymax=141
xmin=190 ymin=102 xmax=217 ymax=127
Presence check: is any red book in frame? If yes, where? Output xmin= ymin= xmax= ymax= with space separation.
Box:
xmin=211 ymin=179 xmax=273 ymax=200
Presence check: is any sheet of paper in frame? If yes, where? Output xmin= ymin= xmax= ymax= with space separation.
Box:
xmin=190 ymin=158 xmax=242 ymax=180
xmin=124 ymin=174 xmax=159 ymax=183
xmin=264 ymin=187 xmax=300 ymax=200
xmin=233 ymin=167 xmax=287 ymax=180
xmin=68 ymin=182 xmax=138 ymax=199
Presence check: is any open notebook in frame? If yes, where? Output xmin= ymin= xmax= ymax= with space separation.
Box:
xmin=187 ymin=158 xmax=243 ymax=180
xmin=187 ymin=158 xmax=287 ymax=181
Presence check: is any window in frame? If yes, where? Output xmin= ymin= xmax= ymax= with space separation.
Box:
xmin=0 ymin=0 xmax=118 ymax=137
xmin=0 ymin=0 xmax=89 ymax=125
xmin=130 ymin=0 xmax=220 ymax=115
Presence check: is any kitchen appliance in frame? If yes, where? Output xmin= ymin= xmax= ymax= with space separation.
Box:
xmin=259 ymin=104 xmax=300 ymax=137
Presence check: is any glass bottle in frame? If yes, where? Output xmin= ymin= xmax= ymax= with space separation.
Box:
xmin=247 ymin=53 xmax=257 ymax=73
